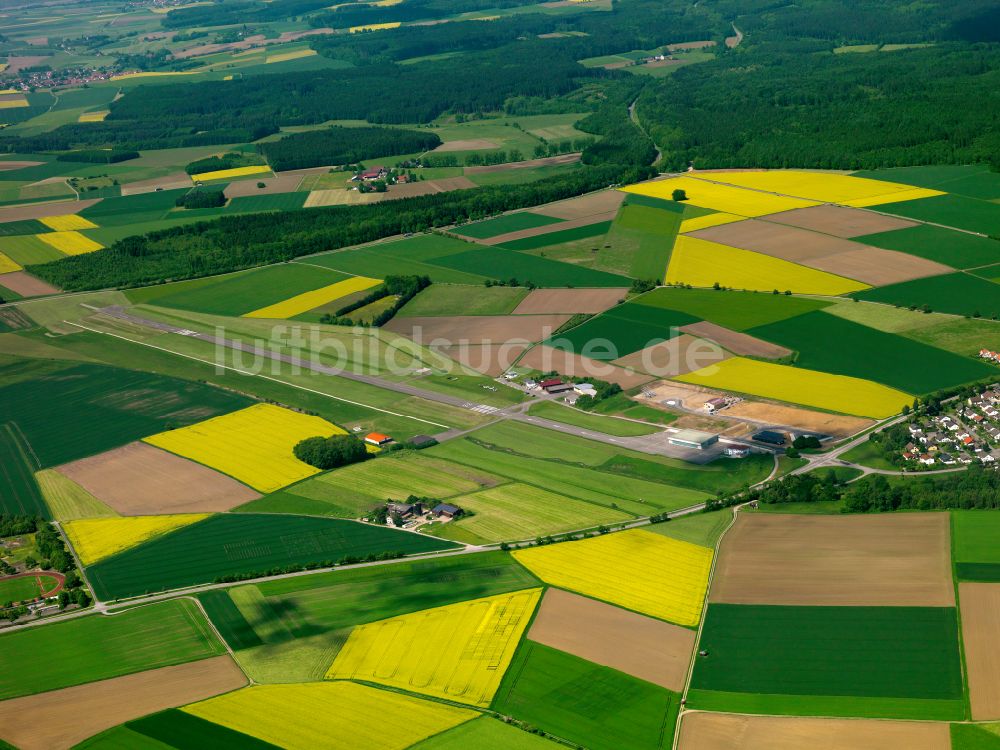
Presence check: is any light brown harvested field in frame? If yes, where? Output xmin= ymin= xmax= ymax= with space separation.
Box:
xmin=512 ymin=287 xmax=628 ymax=314
xmin=518 ymin=344 xmax=655 ymax=389
xmin=680 ymin=321 xmax=792 ymax=359
xmin=723 ymin=400 xmax=873 ymax=438
xmin=433 ymin=138 xmax=500 ymax=152
xmin=677 ymin=713 xmax=950 ymax=750
xmin=56 ymin=442 xmax=261 ymax=515
xmin=0 ymin=656 xmax=246 ymax=750
xmin=436 ymin=342 xmax=529 ymax=376
xmin=4 ymin=56 xmax=48 ymax=74
xmin=120 ymin=172 xmax=192 ymax=195
xmin=530 ymin=188 xmax=625 ymax=219
xmin=481 ymin=211 xmax=618 ymax=246
xmin=528 ymin=588 xmax=695 ymax=691
xmin=304 ymin=188 xmax=377 ymax=207
xmin=613 ymin=335 xmax=731 ymax=378
xmin=224 ymin=173 xmax=303 ymax=199
xmin=0 ymin=271 xmax=60 ymax=297
xmin=387 ymin=176 xmax=477 ymax=197
xmin=384 ymin=314 xmax=571 ymax=345
xmin=959 ymin=583 xmax=1000 ymax=720
xmin=0 ymin=161 xmax=41 ymax=171
xmin=466 ymin=152 xmax=582 ymax=175
xmin=711 ymin=513 xmax=954 ymax=606
xmin=0 ymin=198 xmax=99 ymax=223
xmin=764 ymin=204 xmax=917 ymax=237
xmin=690 ymin=219 xmax=952 ymax=285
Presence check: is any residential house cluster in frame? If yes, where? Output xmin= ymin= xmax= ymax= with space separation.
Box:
xmin=902 ymin=391 xmax=1000 ymax=467
xmin=979 ymin=349 xmax=1000 ymax=364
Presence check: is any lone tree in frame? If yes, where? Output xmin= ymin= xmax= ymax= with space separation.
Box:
xmin=294 ymin=434 xmax=369 ymax=470
xmin=672 ymin=188 xmax=688 ymax=202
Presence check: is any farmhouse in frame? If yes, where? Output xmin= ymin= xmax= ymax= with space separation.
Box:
xmin=752 ymin=429 xmax=786 ymax=446
xmin=355 ymin=166 xmax=388 ymax=181
xmin=365 ymin=432 xmax=393 ymax=446
xmin=667 ymin=429 xmax=719 ymax=450
xmin=388 ymin=501 xmax=423 ymax=518
xmin=432 ymin=503 xmax=463 ymax=519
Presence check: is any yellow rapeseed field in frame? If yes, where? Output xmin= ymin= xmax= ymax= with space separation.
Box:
xmin=513 ymin=530 xmax=711 ymax=627
xmin=666 ymin=235 xmax=868 ymax=295
xmin=842 ymin=187 xmax=944 ymax=208
xmin=694 ymin=170 xmax=945 ymax=205
xmin=678 ymin=212 xmax=744 ymax=233
xmin=371 ymin=0 xmax=404 ymax=6
xmin=78 ymin=110 xmax=109 ymax=123
xmin=64 ymin=514 xmax=209 ymax=565
xmin=190 ymin=165 xmax=271 ymax=183
xmin=265 ymin=49 xmax=317 ymax=64
xmin=327 ymin=589 xmax=542 ymax=706
xmin=0 ymin=252 xmax=21 ymax=274
xmin=350 ymin=21 xmax=402 ymax=32
xmin=677 ymin=356 xmax=912 ymax=419
xmin=39 ymin=215 xmax=98 ymax=231
xmin=0 ymin=98 xmax=28 ymax=109
xmin=243 ymin=275 xmax=382 ymax=319
xmin=184 ymin=682 xmax=476 ymax=750
xmin=143 ymin=403 xmax=344 ymax=493
xmin=36 ymin=231 xmax=104 ymax=256
xmin=622 ymin=176 xmax=818 ymax=217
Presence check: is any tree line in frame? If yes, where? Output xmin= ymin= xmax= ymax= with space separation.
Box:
xmin=259 ymin=126 xmax=441 ymax=171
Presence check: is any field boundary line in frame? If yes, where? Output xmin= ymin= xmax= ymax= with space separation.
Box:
xmin=61 ymin=320 xmax=452 ymax=429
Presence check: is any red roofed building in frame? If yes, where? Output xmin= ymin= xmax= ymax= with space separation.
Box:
xmin=365 ymin=432 xmax=392 ymax=446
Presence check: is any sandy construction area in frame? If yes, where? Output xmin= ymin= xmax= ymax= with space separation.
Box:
xmin=613 ymin=335 xmax=731 ymax=378
xmin=433 ymin=139 xmax=500 ymax=152
xmin=512 ymin=287 xmax=627 ymax=314
xmin=518 ymin=344 xmax=655 ymax=389
xmin=678 ymin=713 xmax=950 ymax=750
xmin=0 ymin=199 xmax=99 ymax=223
xmin=681 ymin=321 xmax=791 ymax=359
xmin=528 ymin=588 xmax=695 ymax=690
xmin=436 ymin=342 xmax=529 ymax=376
xmin=724 ymin=400 xmax=872 ymax=438
xmin=959 ymin=583 xmax=1000 ymax=719
xmin=56 ymin=442 xmax=261 ymax=514
xmin=690 ymin=220 xmax=951 ymax=285
xmin=0 ymin=656 xmax=247 ymax=750
xmin=481 ymin=211 xmax=618 ymax=246
xmin=466 ymin=152 xmax=581 ymax=175
xmin=385 ymin=314 xmax=571 ymax=345
xmin=711 ymin=513 xmax=954 ymax=606
xmin=0 ymin=271 xmax=60 ymax=297
xmin=531 ymin=188 xmax=625 ymax=220
xmin=639 ymin=380 xmax=727 ymax=410
xmin=764 ymin=204 xmax=917 ymax=237
xmin=224 ymin=173 xmax=303 ymax=198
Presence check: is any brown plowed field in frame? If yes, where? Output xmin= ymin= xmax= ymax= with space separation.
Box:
xmin=723 ymin=401 xmax=872 ymax=438
xmin=384 ymin=314 xmax=570 ymax=345
xmin=512 ymin=288 xmax=627 ymax=314
xmin=613 ymin=335 xmax=731 ymax=378
xmin=0 ymin=199 xmax=100 ymax=223
xmin=56 ymin=442 xmax=261 ymax=515
xmin=764 ymin=205 xmax=917 ymax=237
xmin=959 ymin=583 xmax=1000 ymax=720
xmin=481 ymin=212 xmax=618 ymax=246
xmin=678 ymin=713 xmax=950 ymax=750
xmin=437 ymin=342 xmax=529 ymax=376
xmin=0 ymin=271 xmax=60 ymax=297
xmin=690 ymin=220 xmax=951 ymax=285
xmin=680 ymin=321 xmax=792 ymax=359
xmin=224 ymin=173 xmax=303 ymax=198
xmin=710 ymin=513 xmax=954 ymax=606
xmin=120 ymin=172 xmax=192 ymax=196
xmin=530 ymin=188 xmax=624 ymax=219
xmin=0 ymin=656 xmax=247 ymax=750
xmin=528 ymin=588 xmax=695 ymax=690
xmin=518 ymin=344 xmax=655 ymax=389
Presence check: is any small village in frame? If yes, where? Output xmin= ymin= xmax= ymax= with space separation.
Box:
xmin=901 ymin=385 xmax=1000 ymax=468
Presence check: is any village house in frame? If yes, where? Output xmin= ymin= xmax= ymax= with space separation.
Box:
xmin=388 ymin=501 xmax=424 ymax=519
xmin=919 ymin=453 xmax=936 ymax=465
xmin=432 ymin=503 xmax=463 ymax=519
xmin=939 ymin=453 xmax=957 ymax=465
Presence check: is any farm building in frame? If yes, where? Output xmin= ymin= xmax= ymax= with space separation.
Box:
xmin=574 ymin=383 xmax=598 ymax=397
xmin=365 ymin=432 xmax=393 ymax=446
xmin=388 ymin=501 xmax=424 ymax=518
xmin=539 ymin=378 xmax=574 ymax=394
xmin=752 ymin=430 xmax=786 ymax=446
xmin=667 ymin=429 xmax=719 ymax=450
xmin=432 ymin=503 xmax=463 ymax=519
xmin=355 ymin=166 xmax=388 ymax=181
xmin=409 ymin=434 xmax=436 ymax=448
xmin=704 ymin=397 xmax=729 ymax=414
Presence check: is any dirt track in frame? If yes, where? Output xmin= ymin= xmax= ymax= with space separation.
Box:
xmin=959 ymin=582 xmax=1000 ymax=720
xmin=528 ymin=588 xmax=695 ymax=690
xmin=466 ymin=153 xmax=582 ymax=175
xmin=678 ymin=713 xmax=950 ymax=750
xmin=0 ymin=656 xmax=247 ymax=750
xmin=710 ymin=513 xmax=954 ymax=607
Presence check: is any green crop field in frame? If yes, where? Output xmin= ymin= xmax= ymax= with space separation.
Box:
xmin=72 ymin=725 xmax=174 ymax=750
xmin=152 ymin=264 xmax=350 ymax=316
xmin=527 ymin=401 xmax=661 ymax=436
xmin=851 ymin=272 xmax=1000 ymax=318
xmin=0 ymin=219 xmax=48 ymax=237
xmin=855 ymin=225 xmax=1000 ymax=269
xmin=690 ymin=604 xmax=964 ymax=718
xmin=599 ymin=203 xmax=681 ymax=279
xmin=308 ymin=235 xmax=491 ymax=284
xmin=0 ymin=423 xmax=46 ymax=516
xmin=431 ymin=246 xmax=630 ymax=288
xmin=548 ymin=302 xmax=698 ymax=360
xmin=877 ymin=193 xmax=1000 ymax=236
xmin=438 ymin=482 xmax=632 ymax=542
xmin=78 ymin=189 xmax=191 ymax=227
xmin=0 ymin=599 xmax=225 ymax=700
xmin=85 ymin=514 xmax=460 ymax=600
xmin=492 ymin=641 xmax=680 ymax=750
xmin=0 ymin=360 xmax=251 ymax=468
xmin=953 ymin=511 xmax=1000 ymax=581
xmin=747 ymin=310 xmax=994 ymax=394
xmin=0 ymin=234 xmax=65 ymax=265
xmin=125 ymin=710 xmax=278 ymax=750
xmin=397 ymin=284 xmax=528 ymax=317
xmin=410 ymin=716 xmax=555 ymax=750
xmin=197 ymin=590 xmax=264 ymax=651
xmin=499 ymin=220 xmax=613 ymax=251
xmin=903 ymin=316 xmax=1000 ymax=356
xmin=643 ymin=510 xmax=731 ymax=548
xmin=951 ymin=724 xmax=1000 ymax=750
xmin=456 ymin=212 xmax=564 ymax=239
xmin=854 ymin=166 xmax=1000 ymax=201
xmin=633 ymin=287 xmax=832 ymax=330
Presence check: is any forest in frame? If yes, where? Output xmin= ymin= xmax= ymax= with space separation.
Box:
xmin=259 ymin=126 xmax=441 ymax=171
